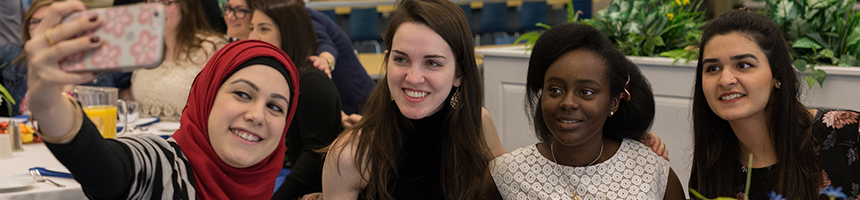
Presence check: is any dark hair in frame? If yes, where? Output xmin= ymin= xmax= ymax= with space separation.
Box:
xmin=173 ymin=0 xmax=222 ymax=62
xmin=248 ymin=0 xmax=317 ymax=71
xmin=690 ymin=9 xmax=819 ymax=199
xmin=526 ymin=23 xmax=655 ymax=142
xmin=328 ymin=0 xmax=490 ymax=199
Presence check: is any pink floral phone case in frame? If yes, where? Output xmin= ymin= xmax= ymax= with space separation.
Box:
xmin=59 ymin=3 xmax=166 ymax=73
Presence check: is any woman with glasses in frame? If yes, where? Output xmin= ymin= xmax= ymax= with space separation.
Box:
xmin=222 ymin=0 xmax=252 ymax=41
xmin=128 ymin=0 xmax=228 ymax=122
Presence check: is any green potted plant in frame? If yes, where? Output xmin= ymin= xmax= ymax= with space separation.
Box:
xmin=764 ymin=0 xmax=860 ymax=87
xmin=515 ymin=0 xmax=705 ymax=63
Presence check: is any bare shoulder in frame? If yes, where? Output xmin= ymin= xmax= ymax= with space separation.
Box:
xmin=481 ymin=107 xmax=508 ymax=159
xmin=322 ymin=130 xmax=366 ymax=199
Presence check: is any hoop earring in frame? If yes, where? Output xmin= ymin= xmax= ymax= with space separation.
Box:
xmin=450 ymin=87 xmax=461 ymax=109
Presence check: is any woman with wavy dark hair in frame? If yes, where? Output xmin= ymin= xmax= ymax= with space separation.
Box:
xmin=319 ymin=0 xmax=503 ymax=199
xmin=689 ymin=9 xmax=860 ymax=200
xmin=246 ymin=0 xmax=345 ymax=199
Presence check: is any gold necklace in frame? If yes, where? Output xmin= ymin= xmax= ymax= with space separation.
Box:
xmin=550 ymin=140 xmax=604 ymax=200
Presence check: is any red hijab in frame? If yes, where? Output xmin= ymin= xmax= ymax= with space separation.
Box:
xmin=172 ymin=40 xmax=300 ymax=199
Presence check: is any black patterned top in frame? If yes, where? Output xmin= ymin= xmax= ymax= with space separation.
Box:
xmin=733 ymin=108 xmax=860 ymax=200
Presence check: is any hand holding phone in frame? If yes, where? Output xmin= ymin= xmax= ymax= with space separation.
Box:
xmin=59 ymin=3 xmax=166 ymax=73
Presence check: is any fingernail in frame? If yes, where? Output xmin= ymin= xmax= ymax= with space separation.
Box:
xmin=89 ymin=15 xmax=98 ymax=22
xmin=90 ymin=36 xmax=100 ymax=43
xmin=85 ymin=5 xmax=92 ymax=9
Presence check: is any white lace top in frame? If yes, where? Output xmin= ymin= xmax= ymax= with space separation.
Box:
xmin=491 ymin=139 xmax=670 ymax=200
xmin=131 ymin=35 xmax=227 ymax=121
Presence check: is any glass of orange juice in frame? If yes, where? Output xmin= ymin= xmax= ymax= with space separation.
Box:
xmin=74 ymin=86 xmax=127 ymax=138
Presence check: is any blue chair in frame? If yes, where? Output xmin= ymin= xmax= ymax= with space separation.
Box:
xmin=320 ymin=10 xmax=337 ymax=22
xmin=479 ymin=2 xmax=508 ymax=34
xmin=518 ymin=1 xmax=548 ymax=33
xmin=273 ymin=168 xmax=292 ymax=194
xmin=348 ymin=8 xmax=382 ymax=53
xmin=460 ymin=4 xmax=473 ymax=24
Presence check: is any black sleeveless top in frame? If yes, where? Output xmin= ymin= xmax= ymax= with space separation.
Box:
xmin=390 ymin=106 xmax=449 ymax=199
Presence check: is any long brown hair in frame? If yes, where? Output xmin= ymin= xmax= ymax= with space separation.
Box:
xmin=248 ymin=0 xmax=317 ymax=72
xmin=329 ymin=0 xmax=490 ymax=199
xmin=690 ymin=9 xmax=820 ymax=199
xmin=171 ymin=0 xmax=221 ymax=62
xmin=14 ymin=0 xmax=59 ymax=65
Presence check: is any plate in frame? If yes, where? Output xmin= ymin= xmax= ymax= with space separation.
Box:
xmin=0 ymin=116 xmax=28 ymax=124
xmin=0 ymin=176 xmax=35 ymax=192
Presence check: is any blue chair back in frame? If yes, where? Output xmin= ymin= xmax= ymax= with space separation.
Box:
xmin=321 ymin=10 xmax=337 ymax=22
xmin=348 ymin=8 xmax=381 ymax=42
xmin=479 ymin=2 xmax=508 ymax=34
xmin=460 ymin=4 xmax=473 ymax=23
xmin=518 ymin=1 xmax=547 ymax=32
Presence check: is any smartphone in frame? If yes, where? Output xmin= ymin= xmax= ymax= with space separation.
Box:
xmin=59 ymin=3 xmax=166 ymax=73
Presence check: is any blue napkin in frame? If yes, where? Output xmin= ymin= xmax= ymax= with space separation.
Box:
xmin=29 ymin=167 xmax=74 ymax=179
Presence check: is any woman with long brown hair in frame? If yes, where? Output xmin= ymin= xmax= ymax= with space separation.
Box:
xmin=320 ymin=0 xmax=501 ymax=199
xmin=130 ymin=0 xmax=228 ymax=121
xmin=689 ymin=9 xmax=859 ymax=199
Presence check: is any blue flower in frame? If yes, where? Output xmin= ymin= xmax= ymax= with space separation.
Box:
xmin=820 ymin=186 xmax=848 ymax=199
xmin=768 ymin=191 xmax=786 ymax=200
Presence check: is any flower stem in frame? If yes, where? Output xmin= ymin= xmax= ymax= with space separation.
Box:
xmin=744 ymin=154 xmax=753 ymax=200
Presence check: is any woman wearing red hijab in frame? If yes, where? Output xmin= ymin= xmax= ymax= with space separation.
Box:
xmin=24 ymin=2 xmax=299 ymax=199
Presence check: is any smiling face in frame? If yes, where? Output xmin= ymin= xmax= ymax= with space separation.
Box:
xmin=224 ymin=0 xmax=252 ymax=39
xmin=541 ymin=49 xmax=618 ymax=146
xmin=387 ymin=22 xmax=461 ymax=119
xmin=701 ymin=32 xmax=778 ymax=122
xmin=248 ymin=11 xmax=281 ymax=49
xmin=208 ymin=64 xmax=290 ymax=168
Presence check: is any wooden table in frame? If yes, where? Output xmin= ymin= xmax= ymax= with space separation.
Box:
xmin=357 ymin=53 xmax=385 ymax=80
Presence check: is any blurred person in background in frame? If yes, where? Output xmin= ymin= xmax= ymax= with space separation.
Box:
xmin=128 ymin=0 xmax=229 ymax=121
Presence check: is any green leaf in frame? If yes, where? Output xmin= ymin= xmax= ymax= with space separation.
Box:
xmin=819 ymin=49 xmax=836 ymax=59
xmin=847 ymin=24 xmax=860 ymax=49
xmin=514 ymin=31 xmax=542 ymax=45
xmin=812 ymin=68 xmax=827 ymax=87
xmin=793 ymin=37 xmax=824 ymax=49
xmin=536 ymin=23 xmax=551 ymax=30
xmin=566 ymin=0 xmax=575 ymax=22
xmin=0 ymin=83 xmax=15 ymax=105
xmin=806 ymin=75 xmax=816 ymax=88
xmin=689 ymin=189 xmax=711 ymax=200
xmin=654 ymin=36 xmax=665 ymax=46
xmin=794 ymin=59 xmax=808 ymax=71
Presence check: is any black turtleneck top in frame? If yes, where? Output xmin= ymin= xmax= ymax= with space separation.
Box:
xmin=390 ymin=106 xmax=449 ymax=199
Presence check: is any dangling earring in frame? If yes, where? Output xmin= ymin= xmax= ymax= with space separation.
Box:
xmin=450 ymin=87 xmax=461 ymax=109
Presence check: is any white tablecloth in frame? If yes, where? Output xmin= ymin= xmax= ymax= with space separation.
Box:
xmin=0 ymin=122 xmax=177 ymax=200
